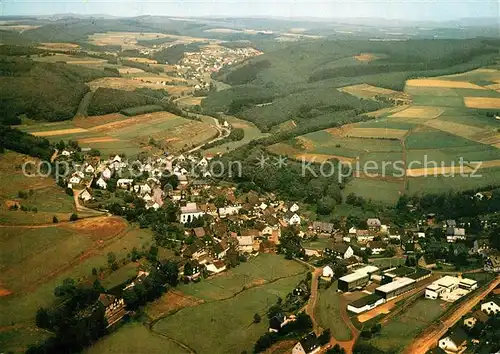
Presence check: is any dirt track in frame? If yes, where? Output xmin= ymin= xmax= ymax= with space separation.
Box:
xmin=404 ymin=275 xmax=500 ymax=354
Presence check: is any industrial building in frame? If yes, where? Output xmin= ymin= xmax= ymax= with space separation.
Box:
xmin=338 ymin=265 xmax=379 ymax=292
xmin=425 ymin=275 xmax=477 ymax=302
xmin=347 ymin=293 xmax=385 ymax=313
xmin=375 ymin=277 xmax=416 ymax=300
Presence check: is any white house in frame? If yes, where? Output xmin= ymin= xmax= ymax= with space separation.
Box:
xmin=180 ymin=203 xmax=205 ymax=224
xmin=348 ymin=226 xmax=357 ymax=235
xmin=96 ymin=177 xmax=107 ymax=189
xmin=219 ymin=205 xmax=242 ymax=218
xmin=481 ymin=300 xmax=500 ymax=315
xmin=322 ymin=264 xmax=335 ymax=278
xmin=438 ymin=329 xmax=468 ymax=353
xmin=236 ymin=235 xmax=254 ymax=253
xmin=85 ymin=165 xmax=95 ymax=174
xmin=61 ymin=150 xmax=71 ymax=156
xmin=79 ymin=189 xmax=92 ymax=202
xmin=197 ymin=157 xmax=208 ymax=167
xmin=145 ymin=201 xmax=160 ymax=210
xmin=446 ymin=227 xmax=466 ymax=243
xmin=292 ymin=333 xmax=320 ymax=354
xmin=140 ymin=184 xmax=152 ymax=195
xmin=112 ymin=155 xmax=121 ymax=163
xmin=102 ymin=168 xmax=112 ymax=180
xmin=206 ymin=261 xmax=226 ymax=274
xmin=143 ymin=193 xmax=152 ymax=202
xmin=284 ymin=212 xmax=301 ymax=226
xmin=367 ymin=241 xmax=387 ymax=255
xmin=69 ymin=176 xmax=81 ymax=185
xmin=117 ymin=179 xmax=134 ymax=189
xmin=289 ymin=203 xmax=299 ymax=213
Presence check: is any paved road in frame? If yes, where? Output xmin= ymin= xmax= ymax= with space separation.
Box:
xmin=305 ymin=268 xmax=323 ymax=335
xmin=404 ymin=275 xmax=500 ymax=354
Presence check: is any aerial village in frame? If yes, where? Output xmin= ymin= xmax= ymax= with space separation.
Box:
xmin=53 ymin=147 xmax=500 ymax=354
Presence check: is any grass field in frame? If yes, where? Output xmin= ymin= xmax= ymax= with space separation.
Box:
xmin=86 ymin=323 xmax=188 ymax=354
xmin=315 ymin=281 xmax=352 ymax=341
xmin=204 ymin=115 xmax=270 ymax=154
xmin=18 ymin=112 xmax=218 ymax=157
xmin=343 ymin=178 xmax=403 ymax=204
xmin=179 ymin=254 xmax=307 ymax=301
xmin=0 ymin=151 xmax=77 ymax=225
xmin=33 ymin=54 xmax=107 ymax=69
xmin=370 ymin=298 xmax=448 ymax=352
xmin=153 ymin=272 xmax=305 ymax=354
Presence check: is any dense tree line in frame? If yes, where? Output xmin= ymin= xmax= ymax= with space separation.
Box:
xmin=119 ymin=59 xmax=164 ymax=74
xmin=153 ymin=43 xmax=203 ymax=64
xmin=0 ymin=126 xmax=53 ymax=160
xmin=87 ymin=88 xmax=164 ymax=116
xmin=224 ymin=59 xmax=271 ymax=85
xmin=0 ymin=56 xmax=117 ymax=124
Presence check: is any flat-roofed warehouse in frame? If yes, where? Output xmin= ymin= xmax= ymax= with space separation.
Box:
xmin=338 ymin=265 xmax=379 ymax=292
xmin=375 ymin=277 xmax=416 ymax=300
xmin=347 ymin=293 xmax=385 ymax=313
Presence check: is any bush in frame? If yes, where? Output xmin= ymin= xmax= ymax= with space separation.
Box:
xmin=69 ymin=213 xmax=78 ymax=221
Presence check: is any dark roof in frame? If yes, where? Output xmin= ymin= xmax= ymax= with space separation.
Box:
xmin=98 ymin=293 xmax=116 ymax=307
xmin=471 ymin=309 xmax=489 ymax=323
xmin=349 ymin=293 xmax=384 ymax=309
xmin=331 ymin=243 xmax=351 ymax=254
xmin=447 ymin=328 xmax=468 ymax=346
xmin=300 ymin=332 xmax=319 ymax=353
xmin=368 ymin=241 xmax=387 ymax=249
xmin=312 ymin=221 xmax=334 ymax=233
xmin=406 ymin=267 xmax=431 ymax=280
xmin=385 ymin=266 xmax=416 ymax=278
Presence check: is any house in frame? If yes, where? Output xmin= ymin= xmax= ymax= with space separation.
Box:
xmin=481 ymin=299 xmax=500 ymax=315
xmin=61 ymin=149 xmax=71 ymax=156
xmin=117 ymin=179 xmax=134 ymax=189
xmin=348 ymin=226 xmax=357 ymax=235
xmin=193 ymin=227 xmax=206 ymax=238
xmin=219 ymin=205 xmax=242 ymax=218
xmin=213 ymin=241 xmax=230 ymax=259
xmin=178 ymin=174 xmax=188 ymax=186
xmin=85 ymin=165 xmax=95 ymax=174
xmin=205 ymin=261 xmax=226 ymax=274
xmin=143 ymin=193 xmax=152 ymax=202
xmin=322 ymin=263 xmax=335 ymax=278
xmin=236 ymin=235 xmax=254 ymax=253
xmin=102 ymin=168 xmax=112 ymax=179
xmin=69 ymin=176 xmax=81 ymax=185
xmin=367 ymin=218 xmax=382 ymax=231
xmin=112 ymin=155 xmax=121 ymax=163
xmin=145 ymin=201 xmax=160 ymax=210
xmin=98 ymin=293 xmax=126 ymax=327
xmin=484 ymin=252 xmax=500 ymax=272
xmin=269 ymin=312 xmax=287 ymax=332
xmin=418 ymin=255 xmax=437 ymax=269
xmin=96 ymin=177 xmax=107 ymax=189
xmin=328 ymin=243 xmax=354 ymax=259
xmin=79 ymin=189 xmax=92 ymax=202
xmin=284 ymin=212 xmax=301 ymax=226
xmin=356 ymin=230 xmax=374 ymax=243
xmin=464 ymin=310 xmax=489 ymax=328
xmin=140 ymin=184 xmax=152 ymax=195
xmin=446 ymin=227 xmax=466 ymax=243
xmin=183 ymin=243 xmax=206 ymax=260
xmin=289 ymin=203 xmax=299 ymax=213
xmin=292 ymin=332 xmax=321 ymax=354
xmin=367 ymin=241 xmax=387 ymax=255
xmin=438 ymin=328 xmax=468 ymax=353
xmin=180 ymin=203 xmax=205 ymax=224
xmin=311 ymin=221 xmax=334 ymax=234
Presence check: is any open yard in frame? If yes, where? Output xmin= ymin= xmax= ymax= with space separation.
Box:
xmin=369 ymin=298 xmax=449 ymax=353
xmin=86 ymin=323 xmax=188 ymax=354
xmin=153 ymin=272 xmax=305 ymax=354
xmin=315 ymin=281 xmax=353 ymax=341
xmin=179 ymin=254 xmax=307 ymax=301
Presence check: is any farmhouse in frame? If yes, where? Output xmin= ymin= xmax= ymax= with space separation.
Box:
xmin=327 ymin=243 xmax=354 ymax=259
xmin=311 ymin=221 xmax=334 ymax=234
xmin=446 ymin=227 xmax=466 ymax=243
xmin=79 ymin=189 xmax=92 ymax=202
xmin=180 ymin=203 xmax=205 ymax=224
xmin=284 ymin=212 xmax=301 ymax=226
xmin=205 ymin=261 xmax=226 ymax=274
xmin=347 ymin=293 xmax=385 ymax=314
xmin=367 ymin=241 xmax=387 ymax=255
xmin=98 ymin=293 xmax=126 ymax=328
xmin=96 ymin=177 xmax=107 ymax=189
xmin=292 ymin=332 xmax=320 ymax=354
xmin=117 ymin=178 xmax=134 ymax=189
xmin=464 ymin=310 xmax=489 ymax=329
xmin=481 ymin=299 xmax=500 ymax=315
xmin=484 ymin=252 xmax=500 ymax=272
xmin=438 ymin=328 xmax=468 ymax=353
